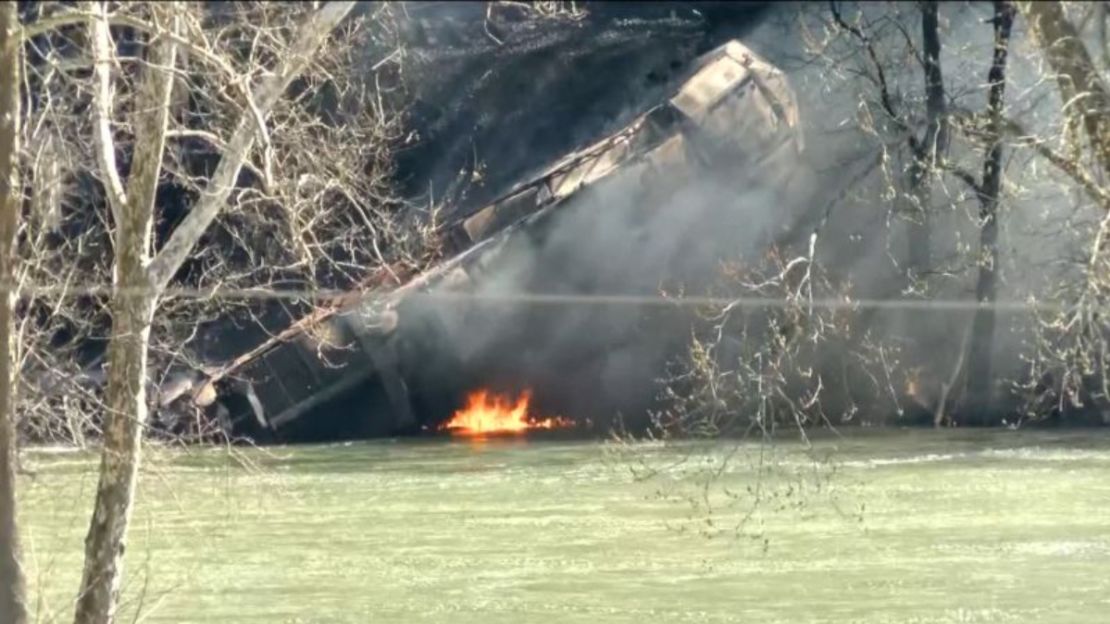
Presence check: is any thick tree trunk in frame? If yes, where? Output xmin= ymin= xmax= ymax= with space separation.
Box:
xmin=72 ymin=288 xmax=154 ymax=624
xmin=905 ymin=2 xmax=947 ymax=279
xmin=894 ymin=2 xmax=948 ymax=400
xmin=966 ymin=1 xmax=1015 ymax=424
xmin=0 ymin=4 xmax=28 ymax=623
xmin=75 ymin=4 xmax=356 ymax=622
xmin=74 ymin=4 xmax=175 ymax=622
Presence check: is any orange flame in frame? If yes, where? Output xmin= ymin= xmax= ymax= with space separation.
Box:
xmin=443 ymin=389 xmax=571 ymax=436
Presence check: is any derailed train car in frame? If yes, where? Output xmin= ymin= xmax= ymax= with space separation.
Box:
xmin=171 ymin=39 xmax=807 ymax=440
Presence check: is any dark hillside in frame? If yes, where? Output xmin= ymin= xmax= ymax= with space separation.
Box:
xmin=390 ymin=1 xmax=773 ymax=217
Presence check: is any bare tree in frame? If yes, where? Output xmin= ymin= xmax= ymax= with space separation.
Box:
xmin=1010 ymin=2 xmax=1110 ymax=423
xmin=0 ymin=1 xmax=428 ymax=621
xmin=74 ymin=4 xmax=184 ymax=621
xmin=964 ymin=1 xmax=1016 ymax=421
xmin=607 ymin=0 xmax=1110 ymax=548
xmin=1020 ymin=2 xmax=1110 ymax=173
xmin=783 ymin=1 xmax=1108 ymax=426
xmin=11 ymin=0 xmax=424 ymax=432
xmin=827 ymin=1 xmax=950 ymax=286
xmin=73 ymin=3 xmax=368 ymax=621
xmin=909 ymin=1 xmax=947 ymax=278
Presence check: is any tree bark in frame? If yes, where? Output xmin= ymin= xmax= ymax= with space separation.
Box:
xmin=74 ymin=4 xmax=177 ymax=623
xmin=87 ymin=2 xmax=128 ymax=224
xmin=901 ymin=0 xmax=945 ymax=276
xmin=0 ymin=5 xmax=28 ymax=623
xmin=965 ymin=1 xmax=1015 ymax=424
xmin=905 ymin=1 xmax=948 ymax=278
xmin=72 ymin=283 xmax=155 ymax=624
xmin=75 ymin=4 xmax=357 ymax=622
xmin=1019 ymin=1 xmax=1110 ymax=176
xmin=890 ymin=2 xmax=949 ymax=392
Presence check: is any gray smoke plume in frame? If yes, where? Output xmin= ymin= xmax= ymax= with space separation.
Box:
xmin=386 ymin=1 xmax=1105 ymax=430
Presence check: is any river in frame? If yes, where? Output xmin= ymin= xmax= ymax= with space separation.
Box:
xmin=18 ymin=430 xmax=1110 ymax=623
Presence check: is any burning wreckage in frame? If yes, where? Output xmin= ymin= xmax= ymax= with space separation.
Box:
xmin=162 ymin=39 xmax=806 ymax=441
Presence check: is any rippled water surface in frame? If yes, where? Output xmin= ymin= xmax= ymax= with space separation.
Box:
xmin=19 ymin=430 xmax=1110 ymax=623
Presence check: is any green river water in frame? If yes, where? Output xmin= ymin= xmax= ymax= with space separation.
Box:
xmin=16 ymin=430 xmax=1110 ymax=623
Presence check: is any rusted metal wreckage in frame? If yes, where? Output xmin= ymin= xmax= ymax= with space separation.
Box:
xmin=170 ymin=39 xmax=804 ymax=438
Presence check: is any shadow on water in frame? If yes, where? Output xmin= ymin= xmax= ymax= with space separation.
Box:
xmin=241 ymin=427 xmax=609 ymax=475
xmin=182 ymin=426 xmax=1110 ymax=477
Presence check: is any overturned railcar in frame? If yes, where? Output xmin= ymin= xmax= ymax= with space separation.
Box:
xmin=176 ymin=40 xmax=805 ymax=440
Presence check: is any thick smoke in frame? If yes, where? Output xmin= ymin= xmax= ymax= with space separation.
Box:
xmin=400 ymin=166 xmax=807 ymax=427
xmin=387 ymin=1 xmax=1105 ymax=429
xmin=377 ymin=2 xmax=794 ymax=428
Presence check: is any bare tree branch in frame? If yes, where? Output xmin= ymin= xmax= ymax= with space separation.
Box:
xmin=147 ymin=1 xmax=357 ymax=292
xmin=87 ymin=2 xmax=128 ymax=224
xmin=1019 ymin=1 xmax=1110 ymax=175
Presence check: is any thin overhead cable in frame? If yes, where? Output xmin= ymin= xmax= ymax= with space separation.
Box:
xmin=1 ymin=282 xmax=1090 ymax=315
